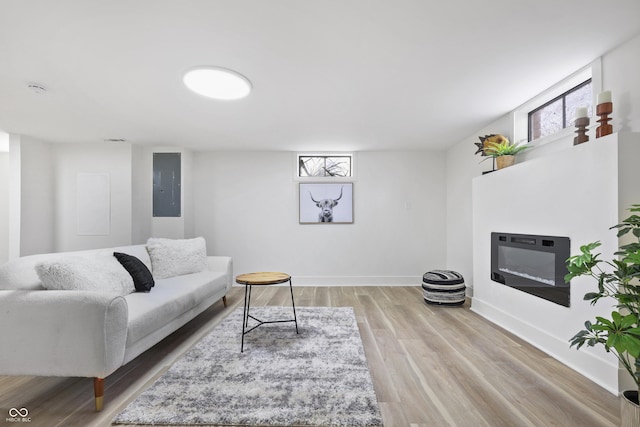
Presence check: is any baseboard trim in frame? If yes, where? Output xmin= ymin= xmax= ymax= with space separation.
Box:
xmin=470 ymin=297 xmax=619 ymax=395
xmin=233 ymin=276 xmax=422 ymax=287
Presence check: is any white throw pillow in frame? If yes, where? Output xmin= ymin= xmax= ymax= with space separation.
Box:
xmin=146 ymin=237 xmax=207 ymax=280
xmin=36 ymin=255 xmax=135 ymax=295
xmin=0 ymin=256 xmax=46 ymax=290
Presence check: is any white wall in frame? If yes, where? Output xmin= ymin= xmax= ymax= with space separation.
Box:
xmin=193 ymin=151 xmax=446 ymax=284
xmin=0 ymin=152 xmax=9 ymax=264
xmin=131 ymin=144 xmax=151 ymax=244
xmin=8 ymin=134 xmax=21 ymax=259
xmin=445 ymin=114 xmax=512 ymax=293
xmin=10 ymin=136 xmax=133 ymax=255
xmin=18 ymin=136 xmax=55 ymax=256
xmin=0 ymin=128 xmax=9 ymax=263
xmin=182 ymin=149 xmax=195 ymax=239
xmin=0 ymin=131 xmax=8 ymax=152
xmin=7 ymin=137 xmax=194 ymax=254
xmin=603 ymin=34 xmax=640 ymax=133
xmin=52 ymin=142 xmax=132 ymax=251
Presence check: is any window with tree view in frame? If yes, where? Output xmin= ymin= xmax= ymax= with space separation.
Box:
xmin=528 ymin=79 xmax=592 ymax=141
xmin=298 ymin=155 xmax=352 ymax=177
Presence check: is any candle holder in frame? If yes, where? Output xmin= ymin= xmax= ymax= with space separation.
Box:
xmin=574 ymin=117 xmax=590 ymax=145
xmin=596 ymin=102 xmax=613 ymax=138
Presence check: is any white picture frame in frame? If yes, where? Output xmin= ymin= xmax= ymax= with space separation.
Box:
xmin=299 ymin=182 xmax=353 ymax=224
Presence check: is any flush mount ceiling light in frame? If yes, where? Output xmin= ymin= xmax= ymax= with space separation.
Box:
xmin=183 ymin=67 xmax=251 ymax=100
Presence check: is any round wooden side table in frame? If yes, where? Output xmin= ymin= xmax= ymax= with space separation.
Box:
xmin=235 ymin=272 xmax=298 ymax=352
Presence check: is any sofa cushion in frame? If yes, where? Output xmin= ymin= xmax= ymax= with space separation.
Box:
xmin=146 ymin=237 xmax=207 ymax=279
xmin=124 ymin=270 xmax=226 ymax=346
xmin=36 ymin=255 xmax=135 ymax=295
xmin=0 ymin=256 xmax=47 ymax=290
xmin=0 ymin=249 xmax=104 ymax=290
xmin=114 ymin=252 xmax=155 ymax=292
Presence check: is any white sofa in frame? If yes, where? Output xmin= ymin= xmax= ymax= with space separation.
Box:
xmin=0 ymin=240 xmax=232 ymax=411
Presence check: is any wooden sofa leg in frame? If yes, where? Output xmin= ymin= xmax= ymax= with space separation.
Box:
xmin=94 ymin=377 xmax=104 ymax=411
xmin=222 ymin=295 xmax=228 ymax=307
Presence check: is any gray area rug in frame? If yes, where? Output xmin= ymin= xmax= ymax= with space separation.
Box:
xmin=112 ymin=306 xmax=383 ymax=426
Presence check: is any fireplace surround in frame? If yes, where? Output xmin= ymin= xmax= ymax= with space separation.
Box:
xmin=491 ymin=232 xmax=570 ymax=307
xmin=472 ymin=133 xmax=640 ymax=394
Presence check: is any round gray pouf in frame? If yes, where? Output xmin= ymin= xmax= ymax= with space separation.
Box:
xmin=422 ymin=270 xmax=466 ymax=306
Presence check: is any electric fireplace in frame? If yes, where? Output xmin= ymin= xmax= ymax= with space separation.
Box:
xmin=491 ymin=232 xmax=571 ymax=307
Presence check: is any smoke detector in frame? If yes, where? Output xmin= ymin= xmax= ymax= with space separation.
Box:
xmin=27 ymin=83 xmax=47 ymax=94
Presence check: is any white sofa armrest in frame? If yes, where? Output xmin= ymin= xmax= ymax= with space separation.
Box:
xmin=0 ymin=290 xmax=128 ymax=379
xmin=206 ymin=256 xmax=233 ymax=292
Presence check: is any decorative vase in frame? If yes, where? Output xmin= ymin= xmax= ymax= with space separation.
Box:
xmin=496 ymin=155 xmax=515 ymax=170
xmin=621 ymin=390 xmax=640 ymax=427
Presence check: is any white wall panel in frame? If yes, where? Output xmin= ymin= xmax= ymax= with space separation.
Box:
xmin=53 ymin=143 xmax=131 ymax=251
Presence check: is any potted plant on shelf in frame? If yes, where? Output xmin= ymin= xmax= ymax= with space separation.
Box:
xmin=482 ymin=137 xmax=530 ymax=170
xmin=566 ymin=204 xmax=640 ymax=425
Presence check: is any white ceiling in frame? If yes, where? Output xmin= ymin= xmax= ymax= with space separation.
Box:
xmin=1 ymin=0 xmax=639 ymax=152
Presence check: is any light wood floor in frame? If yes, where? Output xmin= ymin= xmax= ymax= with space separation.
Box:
xmin=0 ymin=286 xmax=620 ymax=426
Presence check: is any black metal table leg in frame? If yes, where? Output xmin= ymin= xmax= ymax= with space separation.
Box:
xmin=246 ymin=284 xmax=253 ymax=328
xmin=241 ymin=283 xmax=249 ymax=353
xmin=289 ymin=278 xmax=298 ymax=334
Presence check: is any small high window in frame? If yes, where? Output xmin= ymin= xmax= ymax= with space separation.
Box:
xmin=298 ymin=155 xmax=352 ymax=177
xmin=528 ymin=79 xmax=592 ymax=141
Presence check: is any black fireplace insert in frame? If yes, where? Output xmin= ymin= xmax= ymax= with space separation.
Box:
xmin=491 ymin=232 xmax=570 ymax=307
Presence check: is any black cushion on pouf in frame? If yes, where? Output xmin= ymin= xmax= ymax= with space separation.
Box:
xmin=422 ymin=270 xmax=466 ymax=306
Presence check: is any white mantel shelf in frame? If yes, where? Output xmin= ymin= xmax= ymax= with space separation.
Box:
xmin=471 ymin=132 xmax=640 ymax=395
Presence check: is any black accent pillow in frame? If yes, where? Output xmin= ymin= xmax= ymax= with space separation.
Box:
xmin=113 ymin=252 xmax=155 ymax=292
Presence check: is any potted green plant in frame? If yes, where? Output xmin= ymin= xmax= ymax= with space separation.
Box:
xmin=483 ymin=138 xmax=530 ymax=169
xmin=566 ymin=204 xmax=640 ymax=424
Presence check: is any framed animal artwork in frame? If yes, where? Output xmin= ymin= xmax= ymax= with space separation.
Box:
xmin=299 ymin=182 xmax=353 ymax=224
